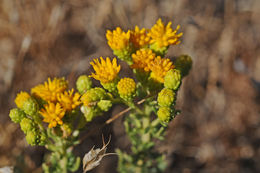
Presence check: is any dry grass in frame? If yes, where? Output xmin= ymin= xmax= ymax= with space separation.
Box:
xmin=0 ymin=0 xmax=259 ymax=172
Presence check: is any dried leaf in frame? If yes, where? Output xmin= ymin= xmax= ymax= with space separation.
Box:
xmin=83 ymin=135 xmax=116 ymax=172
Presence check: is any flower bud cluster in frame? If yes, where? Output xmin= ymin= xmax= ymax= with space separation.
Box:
xmin=156 ymin=67 xmax=183 ymax=124
xmin=8 ymin=18 xmax=192 ymax=155
xmin=80 ymin=87 xmax=112 ymax=122
xmin=10 ymin=92 xmax=46 ymax=146
xmin=9 ymin=76 xmax=84 ymax=146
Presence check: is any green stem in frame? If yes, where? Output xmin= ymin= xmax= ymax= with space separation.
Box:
xmin=128 ymin=102 xmax=143 ymax=115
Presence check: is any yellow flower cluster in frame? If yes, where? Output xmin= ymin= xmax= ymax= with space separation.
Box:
xmin=148 ymin=18 xmax=183 ymax=48
xmin=40 ymin=102 xmax=65 ymax=128
xmin=15 ymin=91 xmax=31 ymax=109
xmin=104 ymin=19 xmax=182 ymax=84
xmin=30 ymin=77 xmax=81 ymax=128
xmin=106 ymin=27 xmax=131 ymax=51
xmin=57 ymin=89 xmax=81 ymax=111
xmin=90 ymin=57 xmax=121 ymax=84
xmin=149 ymin=57 xmax=174 ymax=83
xmin=131 ymin=49 xmax=156 ymax=72
xmin=117 ymin=78 xmax=136 ymax=100
xmin=131 ymin=49 xmax=174 ymax=83
xmin=107 ymin=18 xmax=182 ymax=52
xmin=31 ymin=77 xmax=68 ymax=102
xmin=130 ymin=26 xmax=150 ymax=49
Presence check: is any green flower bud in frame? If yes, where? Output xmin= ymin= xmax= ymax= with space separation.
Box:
xmin=61 ymin=123 xmax=72 ymax=137
xmin=175 ymin=55 xmax=192 ymax=77
xmin=76 ymin=75 xmax=92 ymax=94
xmin=22 ymin=97 xmax=39 ymax=116
xmin=38 ymin=132 xmax=47 ymax=146
xmin=80 ymin=105 xmax=101 ymax=122
xmin=164 ymin=69 xmax=181 ymax=90
xmin=101 ymin=78 xmax=119 ymax=93
xmin=97 ymin=100 xmax=112 ymax=111
xmin=157 ymin=107 xmax=172 ymax=123
xmin=113 ymin=45 xmax=133 ymax=64
xmin=157 ymin=88 xmax=175 ymax=107
xmin=149 ymin=42 xmax=168 ymax=57
xmin=20 ymin=117 xmax=35 ymax=134
xmin=81 ymin=87 xmax=108 ymax=107
xmin=25 ymin=130 xmax=40 ymax=146
xmin=117 ymin=78 xmax=136 ymax=101
xmin=9 ymin=108 xmax=26 ymax=123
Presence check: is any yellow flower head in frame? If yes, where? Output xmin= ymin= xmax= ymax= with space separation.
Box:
xmin=90 ymin=57 xmax=121 ymax=83
xmin=31 ymin=77 xmax=68 ymax=102
xmin=149 ymin=56 xmax=174 ymax=83
xmin=106 ymin=27 xmax=131 ymax=50
xmin=57 ymin=89 xmax=81 ymax=111
xmin=130 ymin=26 xmax=150 ymax=48
xmin=117 ymin=78 xmax=136 ymax=97
xmin=148 ymin=18 xmax=183 ymax=48
xmin=40 ymin=102 xmax=65 ymax=128
xmin=15 ymin=91 xmax=31 ymax=109
xmin=131 ymin=49 xmax=156 ymax=72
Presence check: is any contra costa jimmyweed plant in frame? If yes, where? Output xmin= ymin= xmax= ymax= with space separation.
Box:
xmin=9 ymin=18 xmax=192 ymax=173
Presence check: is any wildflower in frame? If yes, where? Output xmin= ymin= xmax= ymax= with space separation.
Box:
xmin=57 ymin=89 xmax=81 ymax=111
xmin=9 ymin=108 xmax=26 ymax=123
xmin=81 ymin=88 xmax=107 ymax=107
xmin=149 ymin=56 xmax=174 ymax=83
xmin=130 ymin=26 xmax=150 ymax=48
xmin=25 ymin=130 xmax=40 ymax=146
xmin=164 ymin=69 xmax=181 ymax=90
xmin=174 ymin=55 xmax=192 ymax=77
xmin=31 ymin=77 xmax=68 ymax=102
xmin=131 ymin=49 xmax=156 ymax=72
xmin=15 ymin=91 xmax=31 ymax=109
xmin=117 ymin=78 xmax=136 ymax=101
xmin=148 ymin=18 xmax=182 ymax=48
xmin=90 ymin=57 xmax=120 ymax=84
xmin=157 ymin=88 xmax=175 ymax=107
xmin=76 ymin=75 xmax=92 ymax=94
xmin=20 ymin=117 xmax=35 ymax=134
xmin=40 ymin=102 xmax=66 ymax=128
xmin=106 ymin=27 xmax=131 ymax=50
xmin=106 ymin=27 xmax=133 ymax=63
xmin=22 ymin=97 xmax=39 ymax=116
xmin=157 ymin=107 xmax=171 ymax=123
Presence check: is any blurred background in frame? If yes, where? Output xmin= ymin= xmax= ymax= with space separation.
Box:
xmin=0 ymin=0 xmax=260 ymax=172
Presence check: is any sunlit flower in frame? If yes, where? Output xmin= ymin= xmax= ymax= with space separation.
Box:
xmin=117 ymin=78 xmax=136 ymax=100
xmin=40 ymin=102 xmax=65 ymax=128
xmin=148 ymin=18 xmax=183 ymax=48
xmin=57 ymin=89 xmax=81 ymax=111
xmin=149 ymin=56 xmax=174 ymax=83
xmin=15 ymin=91 xmax=31 ymax=109
xmin=106 ymin=27 xmax=131 ymax=50
xmin=130 ymin=26 xmax=150 ymax=48
xmin=31 ymin=77 xmax=68 ymax=102
xmin=90 ymin=57 xmax=120 ymax=83
xmin=131 ymin=49 xmax=156 ymax=72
